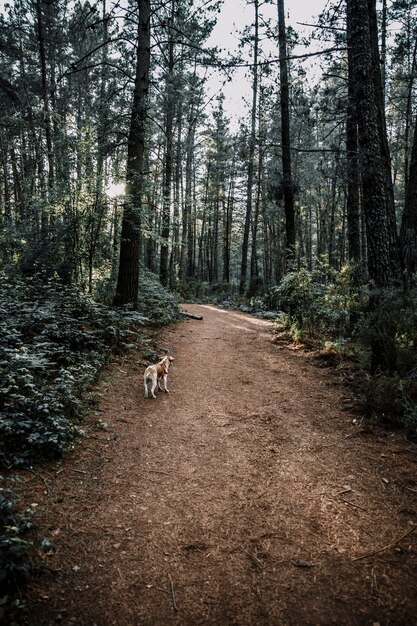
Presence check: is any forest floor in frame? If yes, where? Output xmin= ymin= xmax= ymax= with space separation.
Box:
xmin=20 ymin=304 xmax=417 ymax=626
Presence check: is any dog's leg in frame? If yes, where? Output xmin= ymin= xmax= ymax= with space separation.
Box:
xmin=158 ymin=377 xmax=164 ymax=391
xmin=151 ymin=374 xmax=158 ymax=399
xmin=144 ymin=374 xmax=148 ymax=398
xmin=163 ymin=374 xmax=169 ymax=393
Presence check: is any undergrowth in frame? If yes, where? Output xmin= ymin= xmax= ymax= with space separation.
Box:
xmin=267 ymin=262 xmax=417 ymax=432
xmin=137 ymin=270 xmax=183 ymax=325
xmin=0 ymin=478 xmax=34 ymax=619
xmin=0 ymin=272 xmax=147 ymax=466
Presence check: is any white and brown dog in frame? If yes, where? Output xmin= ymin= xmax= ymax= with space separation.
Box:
xmin=144 ymin=355 xmax=174 ymax=399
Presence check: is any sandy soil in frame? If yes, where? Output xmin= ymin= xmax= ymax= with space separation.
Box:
xmin=22 ymin=304 xmax=417 ymax=625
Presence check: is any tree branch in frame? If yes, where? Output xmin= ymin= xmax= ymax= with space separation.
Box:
xmin=199 ymin=46 xmax=347 ymax=69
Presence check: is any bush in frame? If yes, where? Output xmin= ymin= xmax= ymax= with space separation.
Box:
xmin=137 ymin=271 xmax=183 ymax=325
xmin=0 ymin=272 xmax=147 ymax=466
xmin=176 ymin=279 xmax=240 ymax=307
xmin=269 ymin=263 xmax=417 ymax=430
xmin=0 ymin=481 xmax=34 ymax=594
xmin=269 ymin=262 xmax=365 ymax=341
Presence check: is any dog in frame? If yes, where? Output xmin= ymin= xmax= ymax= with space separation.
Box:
xmin=144 ymin=355 xmax=174 ymax=399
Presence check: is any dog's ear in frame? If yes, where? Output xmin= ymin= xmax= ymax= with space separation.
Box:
xmin=169 ymin=356 xmax=174 ymax=361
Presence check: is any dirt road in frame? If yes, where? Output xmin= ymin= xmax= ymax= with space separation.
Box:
xmin=25 ymin=305 xmax=417 ymax=625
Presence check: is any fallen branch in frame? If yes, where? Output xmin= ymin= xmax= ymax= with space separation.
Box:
xmin=182 ymin=311 xmax=203 ymax=320
xmin=339 ymin=498 xmax=367 ymax=512
xmin=352 ymin=525 xmax=417 ymax=562
xmin=168 ymin=573 xmax=178 ymax=611
xmin=25 ymin=468 xmax=52 ymax=497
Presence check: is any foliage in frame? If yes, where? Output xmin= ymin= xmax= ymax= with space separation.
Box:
xmin=0 ymin=479 xmax=34 ymax=613
xmin=0 ymin=271 xmax=147 ymax=467
xmin=137 ymin=271 xmax=183 ymax=325
xmin=268 ymin=263 xmax=417 ymax=430
xmin=355 ymin=287 xmax=417 ymax=427
xmin=176 ymin=279 xmax=239 ymax=306
xmin=269 ymin=262 xmax=366 ymax=342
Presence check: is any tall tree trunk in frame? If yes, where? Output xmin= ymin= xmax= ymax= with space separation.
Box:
xmin=169 ymin=101 xmax=183 ymax=289
xmin=328 ymin=145 xmax=341 ymax=268
xmin=400 ymin=110 xmax=417 ymax=281
xmin=346 ymin=46 xmax=361 ymax=269
xmin=113 ymin=0 xmax=150 ymax=306
xmin=277 ymin=0 xmax=296 ymax=267
xmin=348 ymin=0 xmax=400 ymax=287
xmin=250 ymin=127 xmax=264 ymax=288
xmin=223 ymin=163 xmax=235 ymax=283
xmin=403 ymin=37 xmax=417 ymax=191
xmin=368 ymin=0 xmax=400 ymax=275
xmin=35 ymin=0 xmax=55 ymax=192
xmin=347 ymin=0 xmax=400 ymax=372
xmin=380 ymin=0 xmax=387 ymax=99
xmin=239 ymin=0 xmax=258 ymax=295
xmin=160 ymin=3 xmax=175 ymax=287
xmin=184 ymin=121 xmax=195 ymax=279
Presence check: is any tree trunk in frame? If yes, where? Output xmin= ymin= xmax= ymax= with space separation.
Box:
xmin=250 ymin=84 xmax=266 ymax=289
xmin=169 ymin=101 xmax=183 ymax=289
xmin=223 ymin=164 xmax=235 ymax=283
xmin=181 ymin=115 xmax=195 ymax=279
xmin=277 ymin=0 xmax=296 ymax=267
xmin=113 ymin=0 xmax=150 ymax=306
xmin=159 ymin=3 xmax=175 ymax=287
xmin=35 ymin=0 xmax=55 ymax=192
xmin=239 ymin=0 xmax=258 ymax=295
xmin=346 ymin=47 xmax=361 ymax=269
xmin=347 ymin=0 xmax=400 ymax=373
xmin=400 ymin=110 xmax=417 ymax=281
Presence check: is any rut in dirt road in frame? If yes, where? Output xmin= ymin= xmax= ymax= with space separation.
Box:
xmin=27 ymin=305 xmax=417 ymax=626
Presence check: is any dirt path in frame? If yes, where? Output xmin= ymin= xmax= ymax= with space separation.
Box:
xmin=25 ymin=305 xmax=417 ymax=625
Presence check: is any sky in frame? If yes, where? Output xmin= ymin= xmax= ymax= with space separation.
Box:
xmin=206 ymin=0 xmax=331 ymax=123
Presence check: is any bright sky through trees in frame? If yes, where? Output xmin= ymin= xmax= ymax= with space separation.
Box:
xmin=207 ymin=0 xmax=330 ymax=121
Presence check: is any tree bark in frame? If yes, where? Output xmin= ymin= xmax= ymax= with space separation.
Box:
xmin=277 ymin=0 xmax=296 ymax=267
xmin=346 ymin=48 xmax=361 ymax=269
xmin=159 ymin=2 xmax=175 ymax=287
xmin=347 ymin=0 xmax=400 ymax=373
xmin=35 ymin=0 xmax=55 ymax=192
xmin=400 ymin=110 xmax=417 ymax=281
xmin=223 ymin=163 xmax=235 ymax=283
xmin=347 ymin=0 xmax=399 ymax=288
xmin=113 ymin=0 xmax=150 ymax=307
xmin=239 ymin=0 xmax=259 ymax=295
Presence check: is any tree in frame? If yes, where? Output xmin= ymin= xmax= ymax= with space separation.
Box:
xmin=347 ymin=0 xmax=400 ymax=371
xmin=114 ymin=0 xmax=150 ymax=306
xmin=277 ymin=0 xmax=296 ymax=267
xmin=239 ymin=0 xmax=259 ymax=295
xmin=400 ymin=110 xmax=417 ymax=280
xmin=346 ymin=41 xmax=362 ymax=271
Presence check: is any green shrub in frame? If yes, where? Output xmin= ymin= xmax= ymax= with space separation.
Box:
xmin=176 ymin=278 xmax=239 ymax=306
xmin=0 ymin=480 xmax=34 ymax=593
xmin=268 ymin=262 xmax=366 ymax=342
xmin=137 ymin=271 xmax=182 ymax=325
xmin=0 ymin=272 xmax=147 ymax=466
xmin=269 ymin=264 xmax=417 ymax=429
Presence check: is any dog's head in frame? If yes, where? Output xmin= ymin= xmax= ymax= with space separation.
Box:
xmin=161 ymin=355 xmax=174 ymax=367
